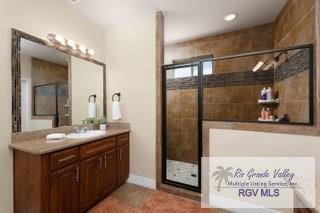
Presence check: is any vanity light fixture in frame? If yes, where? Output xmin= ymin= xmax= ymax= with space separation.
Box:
xmin=67 ymin=40 xmax=76 ymax=49
xmin=47 ymin=33 xmax=95 ymax=57
xmin=224 ymin=13 xmax=238 ymax=22
xmin=252 ymin=61 xmax=264 ymax=72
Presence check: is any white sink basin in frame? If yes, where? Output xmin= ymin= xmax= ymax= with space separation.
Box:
xmin=66 ymin=130 xmax=106 ymax=139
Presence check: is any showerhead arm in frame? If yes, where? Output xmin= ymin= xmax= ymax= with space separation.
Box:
xmin=262 ymin=51 xmax=288 ymax=71
xmin=274 ymin=51 xmax=288 ymax=62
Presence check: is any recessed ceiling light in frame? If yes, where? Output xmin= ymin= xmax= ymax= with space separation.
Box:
xmin=224 ymin=13 xmax=238 ymax=22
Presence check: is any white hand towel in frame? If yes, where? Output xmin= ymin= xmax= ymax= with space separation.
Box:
xmin=112 ymin=101 xmax=122 ymax=120
xmin=88 ymin=102 xmax=97 ymax=118
xmin=46 ymin=133 xmax=66 ymax=140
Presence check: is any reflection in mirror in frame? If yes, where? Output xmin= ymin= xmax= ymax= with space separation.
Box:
xmin=71 ymin=56 xmax=104 ymax=125
xmin=21 ymin=38 xmax=70 ymax=131
xmin=18 ymin=35 xmax=105 ymax=132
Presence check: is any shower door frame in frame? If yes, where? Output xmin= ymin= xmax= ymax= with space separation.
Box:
xmin=162 ymin=62 xmax=203 ymax=192
xmin=33 ymin=82 xmax=68 ymax=127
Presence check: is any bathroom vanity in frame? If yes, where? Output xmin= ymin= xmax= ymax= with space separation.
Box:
xmin=9 ymin=28 xmax=127 ymax=213
xmin=10 ymin=128 xmax=130 ymax=213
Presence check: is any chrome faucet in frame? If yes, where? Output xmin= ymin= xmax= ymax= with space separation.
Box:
xmin=74 ymin=125 xmax=89 ymax=133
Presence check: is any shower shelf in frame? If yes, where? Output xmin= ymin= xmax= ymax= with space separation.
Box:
xmin=258 ymin=99 xmax=280 ymax=104
xmin=258 ymin=118 xmax=280 ymax=122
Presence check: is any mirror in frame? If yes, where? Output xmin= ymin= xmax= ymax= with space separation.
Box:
xmin=13 ymin=30 xmax=106 ymax=132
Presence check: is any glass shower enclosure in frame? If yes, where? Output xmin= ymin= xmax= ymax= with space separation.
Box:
xmin=33 ymin=82 xmax=69 ymax=127
xmin=161 ymin=44 xmax=313 ymax=192
xmin=162 ymin=62 xmax=203 ymax=192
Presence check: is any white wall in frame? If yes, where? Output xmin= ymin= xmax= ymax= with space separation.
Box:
xmin=210 ymin=129 xmax=320 ymax=211
xmin=210 ymin=129 xmax=320 ymax=180
xmin=0 ymin=0 xmax=105 ymax=211
xmin=71 ymin=56 xmax=104 ymax=124
xmin=105 ymin=14 xmax=156 ymax=181
xmin=21 ymin=55 xmax=32 ymax=131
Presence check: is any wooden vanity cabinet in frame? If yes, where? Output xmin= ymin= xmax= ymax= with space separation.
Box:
xmin=100 ymin=149 xmax=117 ymax=196
xmin=116 ymin=134 xmax=130 ymax=186
xmin=79 ymin=150 xmax=117 ymax=212
xmin=14 ymin=133 xmax=129 ymax=213
xmin=50 ymin=164 xmax=80 ymax=213
xmin=117 ymin=143 xmax=129 ymax=185
xmin=80 ymin=154 xmax=102 ymax=211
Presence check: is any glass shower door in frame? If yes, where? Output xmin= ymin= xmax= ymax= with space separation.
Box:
xmin=33 ymin=82 xmax=69 ymax=127
xmin=162 ymin=63 xmax=202 ymax=191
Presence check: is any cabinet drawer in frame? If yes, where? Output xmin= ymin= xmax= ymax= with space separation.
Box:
xmin=50 ymin=147 xmax=79 ymax=171
xmin=117 ymin=133 xmax=129 ymax=146
xmin=80 ymin=137 xmax=116 ymax=159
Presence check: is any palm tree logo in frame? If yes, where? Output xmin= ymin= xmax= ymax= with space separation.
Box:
xmin=212 ymin=166 xmax=233 ymax=192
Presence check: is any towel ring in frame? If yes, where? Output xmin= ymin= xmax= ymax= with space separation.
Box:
xmin=88 ymin=94 xmax=97 ymax=103
xmin=112 ymin=92 xmax=121 ymax=102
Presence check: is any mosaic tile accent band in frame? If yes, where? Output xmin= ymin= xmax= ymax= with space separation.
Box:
xmin=275 ymin=48 xmax=310 ymax=82
xmin=166 ymin=49 xmax=310 ymax=90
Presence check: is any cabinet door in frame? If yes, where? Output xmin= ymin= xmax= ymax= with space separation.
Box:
xmin=117 ymin=143 xmax=129 ymax=185
xmin=80 ymin=155 xmax=102 ymax=212
xmin=50 ymin=164 xmax=79 ymax=213
xmin=100 ymin=149 xmax=116 ymax=196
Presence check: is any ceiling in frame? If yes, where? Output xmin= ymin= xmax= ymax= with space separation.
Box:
xmin=67 ymin=0 xmax=287 ymax=44
xmin=21 ymin=39 xmax=69 ymax=65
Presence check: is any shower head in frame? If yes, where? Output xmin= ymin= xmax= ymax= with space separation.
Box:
xmin=262 ymin=51 xmax=288 ymax=71
xmin=263 ymin=61 xmax=277 ymax=71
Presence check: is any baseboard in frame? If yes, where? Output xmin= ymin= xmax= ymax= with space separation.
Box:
xmin=127 ymin=174 xmax=156 ymax=189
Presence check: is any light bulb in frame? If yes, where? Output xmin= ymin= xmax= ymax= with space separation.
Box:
xmin=67 ymin=40 xmax=76 ymax=49
xmin=55 ymin=34 xmax=65 ymax=45
xmin=87 ymin=49 xmax=95 ymax=56
xmin=79 ymin=45 xmax=86 ymax=54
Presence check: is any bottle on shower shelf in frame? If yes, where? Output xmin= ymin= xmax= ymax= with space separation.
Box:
xmin=266 ymin=87 xmax=273 ymax=100
xmin=261 ymin=107 xmax=266 ymax=120
xmin=266 ymin=108 xmax=271 ymax=120
xmin=260 ymin=88 xmax=267 ymax=100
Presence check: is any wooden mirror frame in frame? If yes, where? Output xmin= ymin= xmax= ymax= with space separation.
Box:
xmin=12 ymin=28 xmax=106 ymax=132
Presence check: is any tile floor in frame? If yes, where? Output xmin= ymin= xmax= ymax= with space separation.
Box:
xmin=89 ymin=183 xmax=220 ymax=213
xmin=166 ymin=159 xmax=198 ymax=187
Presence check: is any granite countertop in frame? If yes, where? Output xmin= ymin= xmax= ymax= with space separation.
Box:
xmin=9 ymin=124 xmax=130 ymax=155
